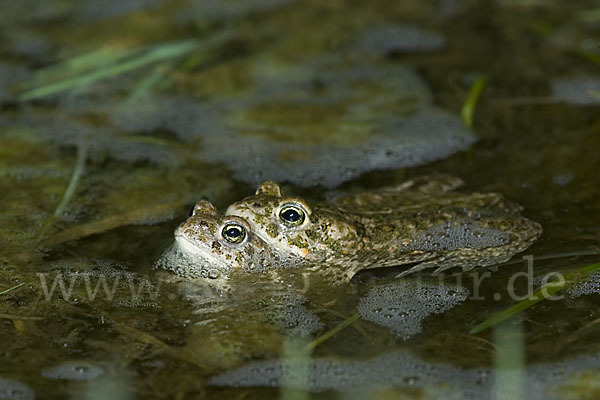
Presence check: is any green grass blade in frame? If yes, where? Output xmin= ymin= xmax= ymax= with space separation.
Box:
xmin=281 ymin=337 xmax=311 ymax=400
xmin=126 ymin=65 xmax=170 ymax=103
xmin=0 ymin=282 xmax=25 ymax=295
xmin=54 ymin=141 xmax=88 ymax=217
xmin=461 ymin=75 xmax=488 ymax=129
xmin=19 ymin=30 xmax=234 ymax=101
xmin=469 ymin=282 xmax=564 ymax=334
xmin=27 ymin=48 xmax=129 ymax=88
xmin=20 ymin=40 xmax=201 ymax=100
xmin=470 ymin=261 xmax=600 ymax=334
xmin=572 ymin=48 xmax=600 ymax=66
xmin=304 ymin=312 xmax=360 ymax=351
xmin=492 ymin=321 xmax=525 ymax=400
xmin=494 ymin=249 xmax=600 ymax=268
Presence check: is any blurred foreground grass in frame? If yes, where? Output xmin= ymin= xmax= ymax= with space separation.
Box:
xmin=18 ymin=32 xmax=233 ymax=101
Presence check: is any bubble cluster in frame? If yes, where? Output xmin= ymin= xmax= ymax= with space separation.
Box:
xmin=156 ymin=240 xmax=305 ymax=292
xmin=552 ymin=174 xmax=574 ymax=187
xmin=552 ymin=76 xmax=600 ymax=106
xmin=117 ymin=297 xmax=159 ymax=308
xmin=411 ymin=221 xmax=510 ymax=251
xmin=0 ymin=0 xmax=61 ymax=25
xmin=106 ymin=55 xmax=474 ymax=187
xmin=43 ymin=258 xmax=160 ymax=307
xmin=357 ymin=280 xmax=469 ymax=339
xmin=0 ymin=108 xmax=181 ymax=166
xmin=567 ymin=271 xmax=600 ymax=298
xmin=74 ymin=0 xmax=167 ymax=21
xmin=355 ymin=24 xmax=446 ymax=54
xmin=209 ymin=108 xmax=474 ymax=188
xmin=6 ymin=45 xmax=474 ymax=188
xmin=0 ymin=377 xmax=35 ymax=400
xmin=155 ymin=242 xmax=231 ymax=284
xmin=249 ymin=54 xmax=432 ymax=105
xmin=257 ymin=292 xmax=323 ymax=336
xmin=54 ymin=257 xmax=151 ymax=284
xmin=524 ymin=352 xmax=600 ymax=400
xmin=209 ymin=350 xmax=486 ymax=398
xmin=209 ymin=348 xmax=600 ymax=400
xmin=109 ymin=96 xmax=215 ymax=138
xmin=176 ymin=0 xmax=298 ymax=23
xmin=0 ymin=0 xmax=166 ymax=24
xmin=41 ymin=361 xmax=105 ymax=381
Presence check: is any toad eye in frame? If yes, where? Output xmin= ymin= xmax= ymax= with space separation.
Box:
xmin=279 ymin=204 xmax=306 ymax=227
xmin=188 ymin=205 xmax=195 ymax=217
xmin=221 ymin=223 xmax=247 ymax=244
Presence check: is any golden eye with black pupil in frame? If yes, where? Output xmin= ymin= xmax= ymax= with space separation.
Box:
xmin=279 ymin=205 xmax=305 ymax=226
xmin=222 ymin=224 xmax=246 ymax=244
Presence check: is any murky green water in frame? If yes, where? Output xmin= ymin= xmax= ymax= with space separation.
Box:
xmin=1 ymin=0 xmax=600 ymax=399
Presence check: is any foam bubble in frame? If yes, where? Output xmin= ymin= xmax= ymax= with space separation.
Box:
xmin=117 ymin=297 xmax=159 ymax=308
xmin=552 ymin=76 xmax=600 ymax=106
xmin=535 ymin=270 xmax=600 ymax=299
xmin=355 ymin=24 xmax=446 ymax=54
xmin=41 ymin=361 xmax=104 ymax=381
xmin=410 ymin=222 xmax=510 ymax=251
xmin=358 ymin=280 xmax=469 ymax=339
xmin=568 ymin=271 xmax=600 ymax=298
xmin=52 ymin=258 xmax=149 ymax=283
xmin=156 ymin=240 xmax=305 ymax=293
xmin=44 ymin=258 xmax=160 ymax=307
xmin=205 ymin=108 xmax=474 ymax=188
xmin=109 ymin=96 xmax=218 ymax=137
xmin=176 ymin=0 xmax=298 ymax=22
xmin=0 ymin=109 xmax=181 ymax=166
xmin=106 ymin=53 xmax=474 ymax=187
xmin=155 ymin=242 xmax=233 ymax=290
xmin=0 ymin=0 xmax=67 ymax=25
xmin=9 ymin=53 xmax=474 ymax=187
xmin=209 ymin=350 xmax=485 ymax=397
xmin=0 ymin=377 xmax=35 ymax=400
xmin=208 ymin=348 xmax=600 ymax=399
xmin=0 ymin=0 xmax=166 ymax=24
xmin=552 ymin=174 xmax=574 ymax=187
xmin=250 ymin=55 xmax=433 ymax=105
xmin=256 ymin=292 xmax=323 ymax=335
xmin=74 ymin=0 xmax=166 ymax=20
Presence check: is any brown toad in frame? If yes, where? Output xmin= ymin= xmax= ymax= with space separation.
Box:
xmin=164 ymin=176 xmax=542 ymax=285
